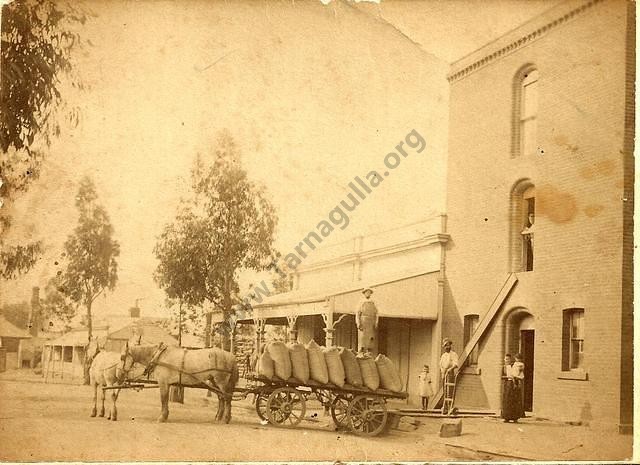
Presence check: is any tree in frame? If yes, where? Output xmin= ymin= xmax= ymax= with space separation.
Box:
xmin=58 ymin=177 xmax=119 ymax=343
xmin=40 ymin=276 xmax=77 ymax=326
xmin=154 ymin=131 xmax=278 ymax=350
xmin=164 ymin=297 xmax=201 ymax=346
xmin=1 ymin=0 xmax=88 ymax=279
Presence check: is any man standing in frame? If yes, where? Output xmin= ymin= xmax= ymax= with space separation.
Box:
xmin=356 ymin=286 xmax=379 ymax=355
xmin=439 ymin=338 xmax=459 ymax=414
xmin=439 ymin=338 xmax=459 ymax=382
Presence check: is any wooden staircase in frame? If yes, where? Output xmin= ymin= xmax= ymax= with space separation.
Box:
xmin=428 ymin=273 xmax=518 ymax=411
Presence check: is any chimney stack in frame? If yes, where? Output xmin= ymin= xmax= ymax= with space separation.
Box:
xmin=28 ymin=287 xmax=40 ymax=337
xmin=129 ymin=306 xmax=140 ymax=319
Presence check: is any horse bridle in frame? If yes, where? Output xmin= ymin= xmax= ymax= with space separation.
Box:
xmin=118 ymin=341 xmax=133 ymax=382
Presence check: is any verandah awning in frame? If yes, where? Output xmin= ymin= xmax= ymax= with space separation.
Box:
xmin=231 ymin=271 xmax=440 ymax=323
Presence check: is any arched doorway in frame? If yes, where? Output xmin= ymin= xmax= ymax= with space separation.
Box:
xmin=505 ymin=309 xmax=535 ymax=412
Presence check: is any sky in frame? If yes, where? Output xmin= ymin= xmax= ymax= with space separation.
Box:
xmin=1 ymin=0 xmax=560 ymax=318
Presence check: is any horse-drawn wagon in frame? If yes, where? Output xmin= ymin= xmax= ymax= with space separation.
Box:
xmin=243 ymin=373 xmax=407 ymax=436
xmin=92 ymin=341 xmax=408 ymax=437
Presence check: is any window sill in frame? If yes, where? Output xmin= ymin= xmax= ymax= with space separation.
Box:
xmin=557 ymin=370 xmax=588 ymax=381
xmin=462 ymin=366 xmax=481 ymax=375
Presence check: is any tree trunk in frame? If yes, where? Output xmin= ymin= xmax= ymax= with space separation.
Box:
xmin=204 ymin=312 xmax=212 ymax=348
xmin=83 ymin=299 xmax=93 ymax=385
xmin=222 ymin=309 xmax=232 ymax=352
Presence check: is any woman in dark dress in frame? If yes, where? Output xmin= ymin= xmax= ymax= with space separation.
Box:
xmin=501 ymin=354 xmax=524 ymax=422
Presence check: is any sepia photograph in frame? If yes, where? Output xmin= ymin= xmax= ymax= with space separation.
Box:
xmin=0 ymin=0 xmax=635 ymax=462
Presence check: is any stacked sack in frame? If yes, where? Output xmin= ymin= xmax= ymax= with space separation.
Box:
xmin=340 ymin=348 xmax=363 ymax=387
xmin=257 ymin=347 xmax=274 ymax=380
xmin=375 ymin=354 xmax=403 ymax=392
xmin=256 ymin=339 xmax=404 ymax=394
xmin=356 ymin=352 xmax=380 ymax=391
xmin=323 ymin=346 xmax=346 ymax=387
xmin=306 ymin=339 xmax=329 ymax=384
xmin=288 ymin=342 xmax=310 ymax=383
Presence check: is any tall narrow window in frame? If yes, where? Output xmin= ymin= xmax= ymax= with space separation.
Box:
xmin=463 ymin=314 xmax=480 ymax=366
xmin=562 ymin=309 xmax=585 ymax=370
xmin=520 ymin=69 xmax=539 ymax=156
xmin=511 ymin=180 xmax=536 ymax=272
xmin=521 ymin=187 xmax=535 ymax=271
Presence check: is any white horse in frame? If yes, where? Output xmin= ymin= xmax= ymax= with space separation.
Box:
xmin=121 ymin=343 xmax=238 ymax=423
xmin=89 ymin=350 xmax=127 ymax=420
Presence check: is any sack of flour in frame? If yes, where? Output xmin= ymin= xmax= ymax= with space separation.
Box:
xmin=339 ymin=347 xmax=363 ymax=387
xmin=288 ymin=342 xmax=310 ymax=383
xmin=357 ymin=352 xmax=380 ymax=391
xmin=375 ymin=354 xmax=403 ymax=392
xmin=323 ymin=347 xmax=346 ymax=387
xmin=306 ymin=339 xmax=329 ymax=384
xmin=258 ymin=349 xmax=274 ymax=380
xmin=266 ymin=341 xmax=292 ymax=381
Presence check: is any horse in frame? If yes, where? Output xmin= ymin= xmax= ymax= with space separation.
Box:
xmin=121 ymin=343 xmax=239 ymax=423
xmin=87 ymin=335 xmax=142 ymax=421
xmin=88 ymin=350 xmax=127 ymax=420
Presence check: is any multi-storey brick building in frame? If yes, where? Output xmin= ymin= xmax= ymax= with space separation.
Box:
xmin=442 ymin=0 xmax=634 ymax=432
xmin=226 ymin=0 xmax=633 ymax=433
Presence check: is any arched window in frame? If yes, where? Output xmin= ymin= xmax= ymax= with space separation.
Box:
xmin=512 ymin=66 xmax=539 ymax=157
xmin=510 ymin=180 xmax=535 ymax=272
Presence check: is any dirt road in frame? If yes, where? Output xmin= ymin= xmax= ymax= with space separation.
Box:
xmin=0 ymin=377 xmax=457 ymax=461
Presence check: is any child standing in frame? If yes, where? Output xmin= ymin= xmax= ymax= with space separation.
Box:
xmin=418 ymin=365 xmax=433 ymax=410
xmin=512 ymin=354 xmax=525 ymax=387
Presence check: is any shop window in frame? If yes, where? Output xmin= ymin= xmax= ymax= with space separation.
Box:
xmin=75 ymin=347 xmax=85 ymax=364
xmin=463 ymin=314 xmax=480 ymax=365
xmin=510 ymin=180 xmax=535 ymax=272
xmin=63 ymin=346 xmax=73 ymax=362
xmin=53 ymin=346 xmax=62 ymax=361
xmin=562 ymin=309 xmax=585 ymax=371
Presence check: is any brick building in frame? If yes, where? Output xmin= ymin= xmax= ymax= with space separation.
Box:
xmin=441 ymin=0 xmax=634 ymax=432
xmin=221 ymin=0 xmax=633 ymax=432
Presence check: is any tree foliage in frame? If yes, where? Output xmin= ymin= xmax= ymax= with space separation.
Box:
xmin=1 ymin=0 xmax=86 ymax=152
xmin=40 ymin=275 xmax=77 ymax=325
xmin=154 ymin=131 xmax=278 ymax=349
xmin=58 ymin=177 xmax=119 ymax=341
xmin=1 ymin=0 xmax=88 ymax=280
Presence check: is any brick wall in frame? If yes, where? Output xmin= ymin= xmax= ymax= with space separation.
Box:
xmin=444 ymin=0 xmax=631 ymax=430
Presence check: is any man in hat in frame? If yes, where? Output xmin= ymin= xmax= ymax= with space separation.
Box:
xmin=439 ymin=338 xmax=459 ymax=383
xmin=439 ymin=338 xmax=459 ymax=414
xmin=356 ymin=286 xmax=379 ymax=355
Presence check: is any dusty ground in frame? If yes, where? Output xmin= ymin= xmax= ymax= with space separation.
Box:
xmin=0 ymin=373 xmax=457 ymax=462
xmin=0 ymin=371 xmax=634 ymax=462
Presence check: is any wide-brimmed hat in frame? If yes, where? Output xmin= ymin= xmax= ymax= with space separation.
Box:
xmin=442 ymin=338 xmax=453 ymax=348
xmin=362 ymin=286 xmax=374 ymax=294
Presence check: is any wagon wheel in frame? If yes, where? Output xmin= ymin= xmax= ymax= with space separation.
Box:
xmin=347 ymin=395 xmax=388 ymax=436
xmin=255 ymin=392 xmax=269 ymax=421
xmin=266 ymin=387 xmax=306 ymax=427
xmin=330 ymin=394 xmax=352 ymax=429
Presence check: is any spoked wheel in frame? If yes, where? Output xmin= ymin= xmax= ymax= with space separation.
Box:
xmin=330 ymin=394 xmax=351 ymax=430
xmin=266 ymin=387 xmax=307 ymax=427
xmin=347 ymin=395 xmax=388 ymax=436
xmin=255 ymin=392 xmax=269 ymax=421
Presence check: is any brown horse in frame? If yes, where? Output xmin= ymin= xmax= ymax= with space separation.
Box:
xmin=121 ymin=343 xmax=238 ymax=423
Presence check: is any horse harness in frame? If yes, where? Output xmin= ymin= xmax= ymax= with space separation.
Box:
xmin=130 ymin=343 xmax=235 ymax=399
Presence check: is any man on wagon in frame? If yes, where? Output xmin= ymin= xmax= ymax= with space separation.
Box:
xmin=356 ymin=286 xmax=379 ymax=356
